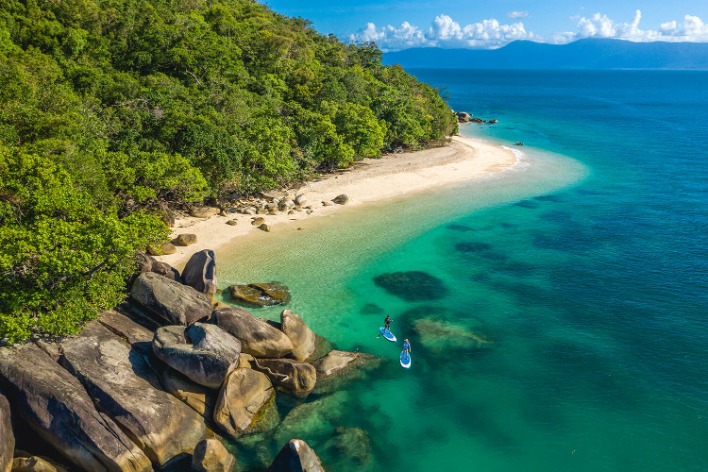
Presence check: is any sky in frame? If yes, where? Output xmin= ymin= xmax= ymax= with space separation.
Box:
xmin=260 ymin=1 xmax=708 ymax=50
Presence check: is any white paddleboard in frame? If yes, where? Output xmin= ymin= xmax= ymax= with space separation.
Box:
xmin=400 ymin=350 xmax=412 ymax=369
xmin=379 ymin=327 xmax=397 ymax=342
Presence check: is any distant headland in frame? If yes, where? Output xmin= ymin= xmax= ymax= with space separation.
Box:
xmin=383 ymin=38 xmax=708 ymax=70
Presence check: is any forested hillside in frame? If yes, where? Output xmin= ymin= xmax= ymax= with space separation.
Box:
xmin=0 ymin=0 xmax=457 ymax=343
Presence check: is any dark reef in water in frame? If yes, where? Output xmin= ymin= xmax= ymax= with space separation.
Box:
xmin=359 ymin=303 xmax=384 ymax=315
xmin=447 ymin=224 xmax=475 ymax=232
xmin=534 ymin=194 xmax=563 ymax=202
xmin=455 ymin=242 xmax=492 ymax=253
xmin=373 ymin=271 xmax=448 ymax=301
xmin=514 ymin=200 xmax=540 ymax=209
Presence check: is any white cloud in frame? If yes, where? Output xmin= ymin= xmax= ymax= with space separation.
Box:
xmin=350 ymin=11 xmax=708 ymax=51
xmin=508 ymin=11 xmax=528 ymax=19
xmin=558 ymin=10 xmax=708 ymax=44
xmin=350 ymin=14 xmax=537 ymax=51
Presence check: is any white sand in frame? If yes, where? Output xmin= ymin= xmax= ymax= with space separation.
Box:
xmin=156 ymin=135 xmax=518 ymax=269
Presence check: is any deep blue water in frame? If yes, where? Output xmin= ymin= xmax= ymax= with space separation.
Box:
xmin=222 ymin=70 xmax=708 ymax=471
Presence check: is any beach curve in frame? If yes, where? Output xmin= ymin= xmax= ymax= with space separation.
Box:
xmin=156 ymin=135 xmax=519 ymax=269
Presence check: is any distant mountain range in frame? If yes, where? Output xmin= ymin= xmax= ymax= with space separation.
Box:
xmin=383 ymin=38 xmax=708 ymax=70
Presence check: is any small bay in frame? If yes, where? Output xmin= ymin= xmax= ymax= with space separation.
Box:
xmin=219 ymin=70 xmax=708 ymax=471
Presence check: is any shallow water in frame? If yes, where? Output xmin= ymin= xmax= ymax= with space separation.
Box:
xmin=218 ymin=70 xmax=708 ymax=471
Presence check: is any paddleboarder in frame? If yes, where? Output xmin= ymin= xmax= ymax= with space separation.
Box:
xmin=402 ymin=338 xmax=411 ymax=356
xmin=377 ymin=314 xmax=393 ymax=338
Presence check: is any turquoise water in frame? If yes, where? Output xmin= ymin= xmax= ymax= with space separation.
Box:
xmin=219 ymin=70 xmax=708 ymax=471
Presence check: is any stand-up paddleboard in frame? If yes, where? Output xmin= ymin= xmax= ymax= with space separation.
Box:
xmin=379 ymin=327 xmax=397 ymax=342
xmin=400 ymin=350 xmax=412 ymax=369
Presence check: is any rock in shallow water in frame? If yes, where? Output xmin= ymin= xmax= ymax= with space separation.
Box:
xmin=213 ymin=368 xmax=276 ymax=438
xmin=269 ymin=439 xmax=325 ymax=472
xmin=191 ymin=438 xmax=235 ymax=472
xmin=228 ymin=282 xmax=291 ymax=307
xmin=373 ymin=270 xmax=448 ymax=301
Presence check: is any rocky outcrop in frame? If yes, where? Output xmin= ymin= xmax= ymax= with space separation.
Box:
xmin=159 ymin=368 xmax=216 ymax=418
xmin=189 ymin=206 xmax=219 ymax=218
xmin=269 ymin=439 xmax=325 ymax=472
xmin=0 ymin=393 xmax=13 ymax=472
xmin=213 ymin=308 xmax=293 ymax=358
xmin=280 ymin=310 xmax=315 ymax=361
xmin=191 ymin=439 xmax=235 ymax=472
xmin=456 ymin=111 xmax=472 ymax=123
xmin=228 ymin=282 xmax=291 ymax=307
xmin=152 ymin=323 xmax=241 ymax=389
xmin=213 ymin=368 xmax=275 ymax=438
xmin=331 ymin=194 xmax=349 ymax=205
xmin=181 ymin=250 xmax=217 ymax=297
xmin=173 ymin=233 xmax=197 ymax=246
xmin=0 ymin=344 xmax=152 ymax=472
xmin=130 ymin=272 xmax=212 ymax=325
xmin=60 ymin=336 xmax=206 ymax=468
xmin=252 ymin=358 xmax=316 ymax=397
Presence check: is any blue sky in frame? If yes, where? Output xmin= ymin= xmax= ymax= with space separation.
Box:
xmin=260 ymin=1 xmax=708 ymax=50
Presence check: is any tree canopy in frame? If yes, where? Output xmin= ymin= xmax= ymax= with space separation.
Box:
xmin=0 ymin=0 xmax=458 ymax=343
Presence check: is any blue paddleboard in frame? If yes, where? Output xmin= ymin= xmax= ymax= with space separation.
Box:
xmin=379 ymin=327 xmax=397 ymax=342
xmin=400 ymin=350 xmax=412 ymax=369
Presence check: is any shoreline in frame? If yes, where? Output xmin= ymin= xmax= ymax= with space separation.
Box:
xmin=156 ymin=135 xmax=519 ymax=270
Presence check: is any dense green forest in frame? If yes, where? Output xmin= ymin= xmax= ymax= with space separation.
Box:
xmin=0 ymin=0 xmax=458 ymax=343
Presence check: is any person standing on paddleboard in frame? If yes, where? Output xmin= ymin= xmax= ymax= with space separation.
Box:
xmin=384 ymin=314 xmax=392 ymax=334
xmin=403 ymin=338 xmax=411 ymax=356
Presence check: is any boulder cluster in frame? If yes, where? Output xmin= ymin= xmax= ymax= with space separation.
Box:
xmin=456 ymin=111 xmax=498 ymax=124
xmin=0 ymin=249 xmax=372 ymax=472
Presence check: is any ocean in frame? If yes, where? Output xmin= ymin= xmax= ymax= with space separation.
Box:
xmin=218 ymin=70 xmax=708 ymax=471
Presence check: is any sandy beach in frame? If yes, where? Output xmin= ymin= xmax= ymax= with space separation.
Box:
xmin=156 ymin=135 xmax=518 ymax=269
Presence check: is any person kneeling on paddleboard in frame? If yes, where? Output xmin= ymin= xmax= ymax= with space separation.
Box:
xmin=403 ymin=338 xmax=411 ymax=356
xmin=384 ymin=314 xmax=392 ymax=333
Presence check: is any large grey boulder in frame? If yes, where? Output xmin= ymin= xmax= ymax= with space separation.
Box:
xmin=252 ymin=358 xmax=316 ymax=397
xmin=191 ymin=439 xmax=235 ymax=472
xmin=60 ymin=336 xmax=206 ymax=468
xmin=181 ymin=250 xmax=217 ymax=297
xmin=269 ymin=439 xmax=325 ymax=472
xmin=213 ymin=368 xmax=275 ymax=438
xmin=0 ymin=344 xmax=151 ymax=472
xmin=130 ymin=272 xmax=212 ymax=325
xmin=0 ymin=393 xmax=13 ymax=472
xmin=280 ymin=310 xmax=316 ymax=361
xmin=160 ymin=368 xmax=216 ymax=417
xmin=152 ymin=323 xmax=241 ymax=389
xmin=213 ymin=307 xmax=293 ymax=358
